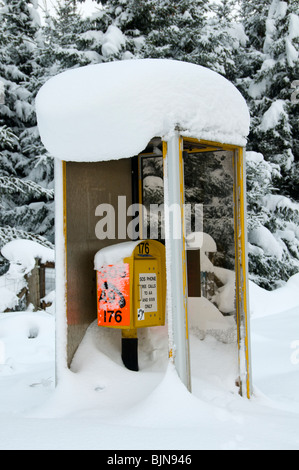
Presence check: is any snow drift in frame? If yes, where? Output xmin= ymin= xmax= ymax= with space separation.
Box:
xmin=1 ymin=240 xmax=54 ymax=275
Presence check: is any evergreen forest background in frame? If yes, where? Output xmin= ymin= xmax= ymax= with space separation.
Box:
xmin=0 ymin=0 xmax=298 ymax=290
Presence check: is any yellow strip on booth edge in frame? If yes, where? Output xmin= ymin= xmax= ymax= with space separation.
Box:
xmin=237 ymin=148 xmax=251 ymax=399
xmin=233 ymin=148 xmax=251 ymax=399
xmin=62 ymin=161 xmax=68 ymax=312
xmin=179 ymin=136 xmax=192 ymax=392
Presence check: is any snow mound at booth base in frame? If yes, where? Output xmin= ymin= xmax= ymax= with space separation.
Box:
xmin=36 ymin=59 xmax=250 ymax=162
xmin=33 ymin=312 xmax=239 ymax=422
xmin=0 ymin=275 xmax=299 ymax=449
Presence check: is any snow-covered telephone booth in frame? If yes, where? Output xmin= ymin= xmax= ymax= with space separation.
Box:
xmin=36 ymin=59 xmax=252 ymax=398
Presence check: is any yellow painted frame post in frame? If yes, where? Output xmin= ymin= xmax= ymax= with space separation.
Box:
xmin=178 ymin=137 xmax=191 ymax=389
xmin=54 ymin=159 xmax=68 ymax=382
xmin=233 ymin=148 xmax=252 ymax=398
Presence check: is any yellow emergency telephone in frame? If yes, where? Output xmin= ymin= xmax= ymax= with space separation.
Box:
xmin=96 ymin=240 xmax=166 ymax=370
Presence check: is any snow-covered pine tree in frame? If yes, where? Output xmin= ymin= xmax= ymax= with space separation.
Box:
xmin=141 ymin=0 xmax=237 ymax=77
xmin=240 ymin=0 xmax=272 ymax=54
xmin=211 ymin=0 xmax=244 ymax=81
xmin=78 ymin=0 xmax=160 ymax=61
xmin=246 ymin=151 xmax=299 ymax=289
xmin=98 ymin=0 xmax=159 ymax=34
xmin=238 ymin=0 xmax=299 ymax=288
xmin=0 ymin=0 xmax=54 ymax=274
xmin=39 ymin=0 xmax=101 ymax=76
xmin=240 ymin=0 xmax=299 ymax=182
xmin=0 ymin=0 xmax=31 ymax=178
xmin=78 ymin=0 xmax=241 ymax=75
xmin=0 ymin=0 xmax=39 ymax=151
xmin=143 ymin=0 xmax=209 ymax=61
xmin=81 ymin=0 xmax=236 ymax=70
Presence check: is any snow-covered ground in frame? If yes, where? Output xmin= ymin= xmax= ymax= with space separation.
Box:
xmin=0 ymin=275 xmax=299 ymax=450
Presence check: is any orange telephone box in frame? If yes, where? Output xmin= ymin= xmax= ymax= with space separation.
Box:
xmin=97 ymin=263 xmax=131 ymax=328
xmin=96 ymin=239 xmax=166 ymax=330
xmin=96 ymin=240 xmax=166 ymax=371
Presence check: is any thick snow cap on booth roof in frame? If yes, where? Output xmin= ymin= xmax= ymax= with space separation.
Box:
xmin=36 ymin=59 xmax=250 ymax=162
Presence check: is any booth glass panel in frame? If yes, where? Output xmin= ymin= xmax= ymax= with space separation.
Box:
xmin=138 ymin=139 xmax=238 ymax=338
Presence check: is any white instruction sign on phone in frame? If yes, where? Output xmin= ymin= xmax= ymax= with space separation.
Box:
xmin=139 ymin=273 xmax=157 ymax=313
